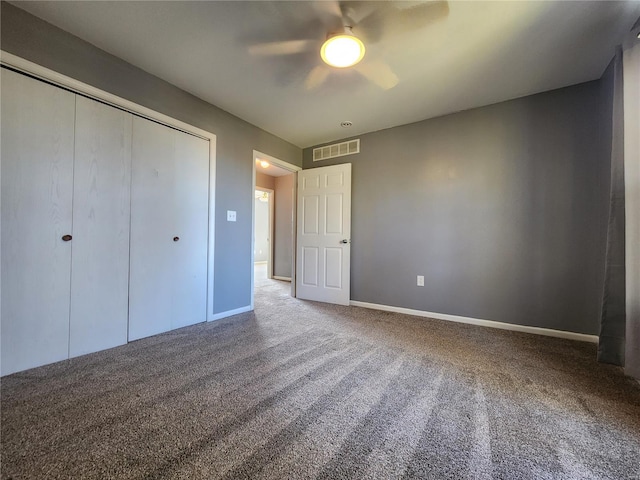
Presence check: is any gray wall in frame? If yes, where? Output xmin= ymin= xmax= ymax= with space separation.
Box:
xmin=304 ymin=81 xmax=611 ymax=335
xmin=274 ymin=174 xmax=295 ymax=278
xmin=1 ymin=2 xmax=302 ymax=314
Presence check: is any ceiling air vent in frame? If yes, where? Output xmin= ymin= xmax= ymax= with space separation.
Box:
xmin=313 ymin=139 xmax=360 ymax=162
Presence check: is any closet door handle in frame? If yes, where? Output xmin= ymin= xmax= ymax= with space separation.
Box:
xmin=173 ymin=236 xmax=180 ymax=242
xmin=62 ymin=234 xmax=73 ymax=242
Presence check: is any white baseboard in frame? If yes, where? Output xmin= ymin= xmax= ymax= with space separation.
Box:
xmin=209 ymin=305 xmax=252 ymax=322
xmin=349 ymin=301 xmax=599 ymax=343
xmin=273 ymin=276 xmax=292 ymax=282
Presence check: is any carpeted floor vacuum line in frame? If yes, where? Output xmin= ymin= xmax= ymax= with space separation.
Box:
xmin=312 ymin=358 xmax=442 ymax=480
xmin=2 ymin=322 xmax=331 ymax=445
xmin=67 ymin=333 xmax=351 ymax=448
xmin=1 ymin=272 xmax=639 ymax=479
xmin=138 ymin=343 xmax=379 ymax=479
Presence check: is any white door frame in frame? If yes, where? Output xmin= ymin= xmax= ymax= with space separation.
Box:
xmin=1 ymin=51 xmax=219 ymax=322
xmin=251 ymin=150 xmax=301 ymax=309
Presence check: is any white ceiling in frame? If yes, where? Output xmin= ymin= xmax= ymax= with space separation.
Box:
xmin=11 ymin=1 xmax=640 ymax=148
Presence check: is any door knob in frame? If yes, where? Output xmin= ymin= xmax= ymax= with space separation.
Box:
xmin=62 ymin=234 xmax=72 ymax=242
xmin=340 ymin=239 xmax=350 ymax=244
xmin=173 ymin=236 xmax=180 ymax=242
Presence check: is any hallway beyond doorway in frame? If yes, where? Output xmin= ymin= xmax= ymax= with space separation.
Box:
xmin=254 ymin=262 xmax=290 ymax=290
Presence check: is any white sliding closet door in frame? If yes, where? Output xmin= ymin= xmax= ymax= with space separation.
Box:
xmin=129 ymin=117 xmax=209 ymax=341
xmin=171 ymin=129 xmax=210 ymax=329
xmin=69 ymin=96 xmax=132 ymax=357
xmin=1 ymin=69 xmax=76 ymax=375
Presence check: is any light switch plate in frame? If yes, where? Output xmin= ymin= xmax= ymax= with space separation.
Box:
xmin=417 ymin=275 xmax=425 ymax=286
xmin=227 ymin=210 xmax=237 ymax=222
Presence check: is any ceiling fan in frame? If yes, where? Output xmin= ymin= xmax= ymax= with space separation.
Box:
xmin=248 ymin=1 xmax=450 ymax=91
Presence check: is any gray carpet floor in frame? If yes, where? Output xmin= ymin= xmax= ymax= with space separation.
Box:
xmin=2 ymin=267 xmax=639 ymax=479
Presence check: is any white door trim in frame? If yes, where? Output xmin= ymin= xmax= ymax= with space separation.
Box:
xmin=350 ymin=300 xmax=599 ymax=343
xmin=255 ymin=151 xmax=303 ymax=174
xmin=251 ymin=150 xmax=301 ymax=309
xmin=0 ymin=51 xmax=218 ymax=322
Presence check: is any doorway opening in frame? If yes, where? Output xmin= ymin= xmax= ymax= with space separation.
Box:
xmin=251 ymin=150 xmax=301 ymax=310
xmin=254 ymin=187 xmax=273 ymax=281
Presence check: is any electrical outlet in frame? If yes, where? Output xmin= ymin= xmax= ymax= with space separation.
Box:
xmin=227 ymin=210 xmax=237 ymax=222
xmin=417 ymin=275 xmax=425 ymax=287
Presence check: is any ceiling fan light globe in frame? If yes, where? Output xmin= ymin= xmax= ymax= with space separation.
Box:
xmin=321 ymin=35 xmax=365 ymax=68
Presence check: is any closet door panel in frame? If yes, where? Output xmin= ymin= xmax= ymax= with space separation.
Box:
xmin=129 ymin=117 xmax=175 ymax=341
xmin=171 ymin=131 xmax=209 ymax=329
xmin=1 ymin=69 xmax=75 ymax=375
xmin=69 ymin=96 xmax=132 ymax=357
xmin=129 ymin=118 xmax=209 ymax=340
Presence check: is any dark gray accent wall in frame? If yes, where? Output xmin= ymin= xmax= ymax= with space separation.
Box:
xmin=1 ymin=2 xmax=302 ymax=314
xmin=304 ymin=81 xmax=611 ymax=334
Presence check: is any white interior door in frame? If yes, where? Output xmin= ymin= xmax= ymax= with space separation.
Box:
xmin=1 ymin=69 xmax=76 ymax=375
xmin=296 ymin=163 xmax=351 ymax=305
xmin=69 ymin=96 xmax=132 ymax=357
xmin=129 ymin=117 xmax=209 ymax=341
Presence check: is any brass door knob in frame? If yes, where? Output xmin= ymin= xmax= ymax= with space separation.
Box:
xmin=62 ymin=234 xmax=72 ymax=242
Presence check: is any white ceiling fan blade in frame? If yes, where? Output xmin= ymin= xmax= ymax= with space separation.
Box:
xmin=355 ymin=1 xmax=449 ymax=44
xmin=343 ymin=2 xmax=378 ymax=26
xmin=248 ymin=39 xmax=315 ymax=56
xmin=354 ymin=61 xmax=399 ymax=90
xmin=313 ymin=1 xmax=346 ymax=28
xmin=305 ymin=65 xmax=331 ymax=90
xmin=390 ymin=1 xmax=450 ymax=32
